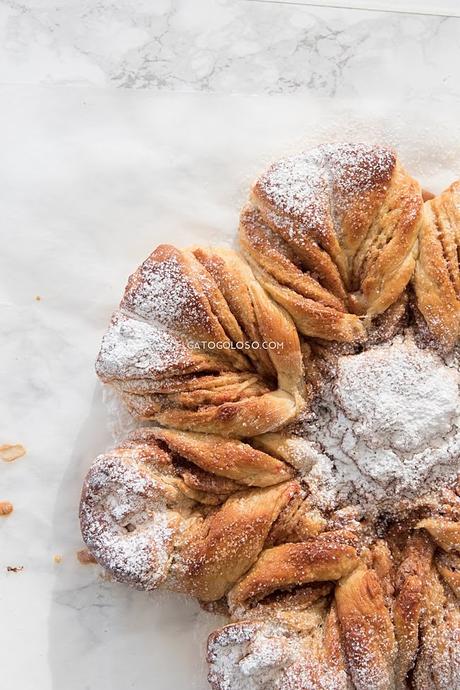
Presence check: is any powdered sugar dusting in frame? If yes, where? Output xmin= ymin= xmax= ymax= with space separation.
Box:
xmin=87 ymin=139 xmax=460 ymax=690
xmin=257 ymin=143 xmax=394 ymax=227
xmin=293 ymin=333 xmax=460 ymax=512
xmin=208 ymin=622 xmax=300 ymax=690
xmin=282 ymin=659 xmax=349 ymax=690
xmin=207 ymin=617 xmax=346 ymax=690
xmin=96 ymin=311 xmax=194 ymax=380
xmin=122 ymin=252 xmax=212 ymax=332
xmin=80 ymin=451 xmax=175 ymax=589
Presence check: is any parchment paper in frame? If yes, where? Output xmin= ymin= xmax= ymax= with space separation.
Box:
xmin=1 ymin=87 xmax=459 ymax=690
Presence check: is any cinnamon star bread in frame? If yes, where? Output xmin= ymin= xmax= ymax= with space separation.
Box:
xmin=82 ymin=143 xmax=460 ymax=689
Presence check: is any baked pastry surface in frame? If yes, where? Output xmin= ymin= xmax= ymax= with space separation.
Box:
xmin=96 ymin=245 xmax=305 ymax=436
xmin=82 ymin=143 xmax=460 ymax=689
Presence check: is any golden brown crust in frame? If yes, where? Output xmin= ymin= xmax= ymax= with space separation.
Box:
xmin=323 ymin=603 xmax=353 ymax=688
xmin=146 ymin=426 xmax=294 ymax=486
xmin=413 ymin=181 xmax=460 ymax=349
xmin=352 ymin=160 xmax=422 ymax=317
xmin=393 ymin=532 xmax=434 ymax=688
xmin=150 ymin=388 xmax=300 ymax=437
xmin=191 ymin=246 xmax=276 ymax=377
xmin=436 ymin=552 xmax=460 ymax=599
xmin=416 ymin=516 xmax=460 ymax=552
xmin=240 ymin=205 xmax=367 ymax=343
xmin=412 ymin=567 xmax=460 ymax=689
xmin=173 ymin=481 xmax=299 ymax=602
xmin=335 ymin=566 xmax=396 ymax=690
xmin=228 ymin=537 xmax=359 ymax=610
xmin=241 ymin=144 xmax=423 ymax=343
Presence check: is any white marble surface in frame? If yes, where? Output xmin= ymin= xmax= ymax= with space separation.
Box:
xmin=1 ymin=2 xmax=460 ymax=690
xmin=0 ymin=0 xmax=458 ymax=98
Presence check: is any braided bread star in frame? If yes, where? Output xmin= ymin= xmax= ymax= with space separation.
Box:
xmin=84 ymin=143 xmax=460 ymax=690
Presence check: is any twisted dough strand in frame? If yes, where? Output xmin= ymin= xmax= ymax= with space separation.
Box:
xmin=414 ymin=181 xmax=460 ymax=349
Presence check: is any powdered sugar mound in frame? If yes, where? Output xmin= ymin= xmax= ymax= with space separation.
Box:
xmin=295 ymin=334 xmax=460 ymax=512
xmin=80 ymin=452 xmax=175 ymax=589
xmin=257 ymin=143 xmax=394 ymax=226
xmin=336 ymin=337 xmax=457 ymax=453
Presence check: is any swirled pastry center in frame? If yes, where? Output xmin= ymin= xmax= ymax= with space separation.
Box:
xmin=298 ymin=335 xmax=460 ymax=512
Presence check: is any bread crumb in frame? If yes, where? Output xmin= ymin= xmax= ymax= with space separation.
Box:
xmin=6 ymin=565 xmax=23 ymax=573
xmin=0 ymin=444 xmax=26 ymax=462
xmin=77 ymin=548 xmax=97 ymax=565
xmin=53 ymin=555 xmax=62 ymax=564
xmin=35 ymin=295 xmax=41 ymax=301
xmin=0 ymin=501 xmax=13 ymax=516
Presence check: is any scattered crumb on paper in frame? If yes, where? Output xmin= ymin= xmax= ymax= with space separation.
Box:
xmin=77 ymin=548 xmax=97 ymax=564
xmin=53 ymin=555 xmax=62 ymax=564
xmin=0 ymin=501 xmax=13 ymax=516
xmin=6 ymin=566 xmax=23 ymax=573
xmin=0 ymin=444 xmax=26 ymax=462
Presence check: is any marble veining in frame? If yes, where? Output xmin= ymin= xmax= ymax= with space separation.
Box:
xmin=0 ymin=0 xmax=458 ymax=100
